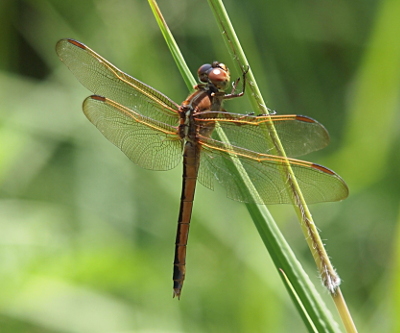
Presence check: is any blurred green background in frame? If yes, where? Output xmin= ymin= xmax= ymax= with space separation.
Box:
xmin=1 ymin=0 xmax=400 ymax=332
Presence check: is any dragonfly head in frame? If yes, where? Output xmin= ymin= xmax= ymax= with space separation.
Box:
xmin=197 ymin=61 xmax=231 ymax=91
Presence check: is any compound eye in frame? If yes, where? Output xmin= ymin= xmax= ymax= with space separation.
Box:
xmin=208 ymin=65 xmax=231 ymax=90
xmin=197 ymin=63 xmax=212 ymax=82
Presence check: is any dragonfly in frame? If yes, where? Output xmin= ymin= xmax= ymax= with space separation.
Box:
xmin=56 ymin=38 xmax=348 ymax=299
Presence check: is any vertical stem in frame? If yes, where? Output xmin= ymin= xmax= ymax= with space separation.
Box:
xmin=206 ymin=0 xmax=357 ymax=332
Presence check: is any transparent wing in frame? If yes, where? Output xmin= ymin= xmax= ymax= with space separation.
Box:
xmin=198 ymin=136 xmax=348 ymax=204
xmin=83 ymin=95 xmax=182 ymax=170
xmin=56 ymin=38 xmax=180 ymax=127
xmin=195 ymin=112 xmax=330 ymax=157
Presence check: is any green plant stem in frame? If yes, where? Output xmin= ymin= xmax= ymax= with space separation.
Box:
xmin=206 ymin=0 xmax=357 ymax=332
xmin=333 ymin=290 xmax=358 ymax=333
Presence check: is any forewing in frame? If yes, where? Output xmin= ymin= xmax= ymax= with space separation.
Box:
xmin=56 ymin=39 xmax=180 ymax=127
xmin=195 ymin=112 xmax=330 ymax=157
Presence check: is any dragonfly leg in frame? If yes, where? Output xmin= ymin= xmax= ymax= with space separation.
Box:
xmin=224 ymin=65 xmax=249 ymax=100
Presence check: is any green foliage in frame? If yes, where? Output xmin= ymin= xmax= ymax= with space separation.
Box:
xmin=0 ymin=0 xmax=399 ymax=332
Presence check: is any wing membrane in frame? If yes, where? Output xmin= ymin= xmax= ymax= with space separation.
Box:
xmin=84 ymin=95 xmax=182 ymax=170
xmin=198 ymin=136 xmax=348 ymax=204
xmin=56 ymin=39 xmax=180 ymax=127
xmin=195 ymin=112 xmax=330 ymax=157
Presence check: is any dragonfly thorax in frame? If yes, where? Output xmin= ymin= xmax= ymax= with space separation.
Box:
xmin=179 ymin=88 xmax=212 ymax=143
